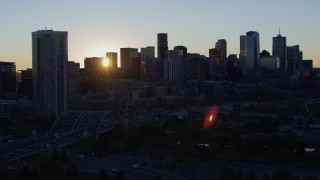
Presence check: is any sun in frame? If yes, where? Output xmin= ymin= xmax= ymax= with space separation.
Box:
xmin=103 ymin=58 xmax=110 ymax=67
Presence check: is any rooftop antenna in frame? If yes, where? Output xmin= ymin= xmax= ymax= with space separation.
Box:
xmin=279 ymin=28 xmax=281 ymax=35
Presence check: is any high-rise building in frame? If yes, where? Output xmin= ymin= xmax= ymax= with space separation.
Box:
xmin=174 ymin=46 xmax=187 ymax=56
xmin=84 ymin=57 xmax=105 ymax=80
xmin=168 ymin=50 xmax=183 ymax=59
xmin=183 ymin=55 xmax=206 ymax=80
xmin=120 ymin=48 xmax=138 ymax=70
xmin=32 ymin=30 xmax=68 ymax=118
xmin=19 ymin=68 xmax=32 ymax=99
xmin=273 ymin=33 xmax=287 ymax=80
xmin=0 ymin=61 xmax=16 ymax=93
xmin=259 ymin=57 xmax=280 ymax=71
xmin=245 ymin=31 xmax=260 ymax=70
xmin=302 ymin=60 xmax=313 ymax=70
xmin=106 ymin=52 xmax=118 ymax=68
xmin=240 ymin=35 xmax=246 ymax=58
xmin=227 ymin=54 xmax=237 ymax=64
xmin=141 ymin=47 xmax=155 ymax=80
xmin=145 ymin=58 xmax=163 ymax=80
xmin=209 ymin=48 xmax=220 ymax=63
xmin=157 ymin=33 xmax=168 ymax=60
xmin=239 ymin=35 xmax=247 ymax=70
xmin=141 ymin=46 xmax=155 ymax=60
xmin=215 ymin=39 xmax=227 ymax=68
xmin=287 ymin=45 xmax=302 ymax=78
xmin=67 ymin=61 xmax=80 ymax=110
xmin=164 ymin=59 xmax=183 ymax=81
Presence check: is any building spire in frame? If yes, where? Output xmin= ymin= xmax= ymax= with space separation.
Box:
xmin=279 ymin=28 xmax=281 ymax=35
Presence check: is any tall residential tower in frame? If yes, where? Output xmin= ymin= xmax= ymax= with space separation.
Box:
xmin=32 ymin=30 xmax=68 ymax=118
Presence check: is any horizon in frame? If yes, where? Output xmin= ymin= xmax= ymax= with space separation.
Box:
xmin=1 ymin=0 xmax=319 ymax=70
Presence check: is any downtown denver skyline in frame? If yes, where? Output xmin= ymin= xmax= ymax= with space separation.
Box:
xmin=1 ymin=0 xmax=320 ymax=70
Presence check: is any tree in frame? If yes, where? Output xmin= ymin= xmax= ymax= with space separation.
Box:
xmin=39 ymin=161 xmax=64 ymax=180
xmin=115 ymin=170 xmax=124 ymax=180
xmin=60 ymin=151 xmax=69 ymax=164
xmin=51 ymin=150 xmax=59 ymax=162
xmin=220 ymin=166 xmax=235 ymax=180
xmin=20 ymin=165 xmax=31 ymax=179
xmin=262 ymin=174 xmax=270 ymax=180
xmin=246 ymin=169 xmax=258 ymax=180
xmin=234 ymin=169 xmax=244 ymax=180
xmin=66 ymin=163 xmax=79 ymax=179
xmin=272 ymin=169 xmax=292 ymax=180
xmin=0 ymin=165 xmax=8 ymax=180
xmin=153 ymin=175 xmax=163 ymax=180
xmin=31 ymin=165 xmax=40 ymax=180
xmin=304 ymin=175 xmax=318 ymax=180
xmin=98 ymin=168 xmax=109 ymax=180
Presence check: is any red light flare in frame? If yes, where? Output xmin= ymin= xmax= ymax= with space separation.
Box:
xmin=203 ymin=107 xmax=218 ymax=129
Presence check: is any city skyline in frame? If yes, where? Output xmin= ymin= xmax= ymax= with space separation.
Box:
xmin=1 ymin=0 xmax=320 ymax=70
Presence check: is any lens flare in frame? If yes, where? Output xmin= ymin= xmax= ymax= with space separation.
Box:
xmin=103 ymin=58 xmax=110 ymax=67
xmin=203 ymin=107 xmax=218 ymax=129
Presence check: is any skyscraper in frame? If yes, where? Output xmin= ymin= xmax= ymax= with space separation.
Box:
xmin=272 ymin=32 xmax=287 ymax=80
xmin=141 ymin=46 xmax=155 ymax=60
xmin=67 ymin=61 xmax=80 ymax=110
xmin=84 ymin=57 xmax=105 ymax=80
xmin=174 ymin=46 xmax=187 ymax=57
xmin=32 ymin=30 xmax=68 ymax=118
xmin=245 ymin=31 xmax=260 ymax=71
xmin=157 ymin=33 xmax=168 ymax=60
xmin=240 ymin=35 xmax=246 ymax=58
xmin=0 ymin=61 xmax=16 ymax=93
xmin=120 ymin=48 xmax=139 ymax=70
xmin=215 ymin=39 xmax=227 ymax=67
xmin=19 ymin=68 xmax=32 ymax=98
xmin=287 ymin=45 xmax=302 ymax=78
xmin=106 ymin=52 xmax=118 ymax=68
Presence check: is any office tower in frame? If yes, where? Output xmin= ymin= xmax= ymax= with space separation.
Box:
xmin=141 ymin=47 xmax=155 ymax=80
xmin=183 ymin=54 xmax=206 ymax=80
xmin=164 ymin=59 xmax=183 ymax=81
xmin=287 ymin=45 xmax=302 ymax=78
xmin=120 ymin=48 xmax=138 ymax=70
xmin=0 ymin=61 xmax=16 ymax=93
xmin=19 ymin=68 xmax=32 ymax=98
xmin=168 ymin=50 xmax=183 ymax=59
xmin=157 ymin=33 xmax=168 ymax=60
xmin=209 ymin=48 xmax=220 ymax=62
xmin=239 ymin=35 xmax=247 ymax=70
xmin=106 ymin=52 xmax=118 ymax=68
xmin=215 ymin=39 xmax=227 ymax=68
xmin=174 ymin=46 xmax=187 ymax=56
xmin=302 ymin=60 xmax=313 ymax=70
xmin=245 ymin=31 xmax=260 ymax=70
xmin=205 ymin=58 xmax=216 ymax=78
xmin=259 ymin=57 xmax=280 ymax=71
xmin=246 ymin=31 xmax=260 ymax=69
xmin=227 ymin=54 xmax=237 ymax=64
xmin=67 ymin=61 xmax=80 ymax=110
xmin=141 ymin=46 xmax=155 ymax=60
xmin=273 ymin=33 xmax=287 ymax=80
xmin=145 ymin=58 xmax=163 ymax=80
xmin=84 ymin=57 xmax=105 ymax=80
xmin=32 ymin=30 xmax=68 ymax=118
xmin=240 ymin=35 xmax=246 ymax=58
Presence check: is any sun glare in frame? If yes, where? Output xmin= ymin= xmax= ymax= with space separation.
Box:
xmin=103 ymin=58 xmax=110 ymax=67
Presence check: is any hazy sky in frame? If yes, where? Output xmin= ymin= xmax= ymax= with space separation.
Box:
xmin=1 ymin=0 xmax=320 ymax=70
